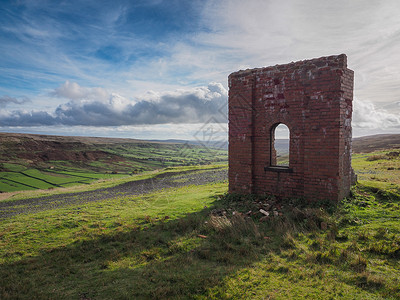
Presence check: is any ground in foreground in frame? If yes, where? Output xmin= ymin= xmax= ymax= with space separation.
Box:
xmin=0 ymin=153 xmax=399 ymax=299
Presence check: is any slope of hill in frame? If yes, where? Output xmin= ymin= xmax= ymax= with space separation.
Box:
xmin=352 ymin=134 xmax=400 ymax=153
xmin=0 ymin=132 xmax=227 ymax=192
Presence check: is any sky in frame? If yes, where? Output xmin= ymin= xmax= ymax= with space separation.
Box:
xmin=1 ymin=0 xmax=400 ymax=143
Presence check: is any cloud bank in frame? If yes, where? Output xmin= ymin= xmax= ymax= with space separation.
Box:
xmin=2 ymin=81 xmax=399 ymax=134
xmin=0 ymin=81 xmax=228 ymax=127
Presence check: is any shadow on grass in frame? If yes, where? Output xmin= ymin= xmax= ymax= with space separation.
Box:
xmin=0 ymin=204 xmax=275 ymax=300
xmin=3 ymin=185 xmax=398 ymax=299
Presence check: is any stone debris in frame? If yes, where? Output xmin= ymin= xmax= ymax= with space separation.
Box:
xmin=210 ymin=196 xmax=331 ymax=231
xmin=210 ymin=198 xmax=288 ymax=222
xmin=254 ymin=199 xmax=286 ymax=221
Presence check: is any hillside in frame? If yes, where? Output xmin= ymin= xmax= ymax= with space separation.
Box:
xmin=352 ymin=134 xmax=400 ymax=153
xmin=0 ymin=132 xmax=227 ymax=192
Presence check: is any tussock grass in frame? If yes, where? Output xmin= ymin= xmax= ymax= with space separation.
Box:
xmin=0 ymin=151 xmax=400 ymax=299
xmin=1 ymin=182 xmax=399 ymax=299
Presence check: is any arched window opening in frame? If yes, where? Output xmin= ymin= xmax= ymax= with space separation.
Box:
xmin=271 ymin=123 xmax=290 ymax=167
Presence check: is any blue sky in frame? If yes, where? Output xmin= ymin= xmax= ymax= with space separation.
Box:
xmin=1 ymin=0 xmax=400 ymax=141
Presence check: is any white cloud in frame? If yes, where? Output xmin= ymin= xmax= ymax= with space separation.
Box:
xmin=52 ymin=80 xmax=109 ymax=102
xmin=353 ymin=98 xmax=400 ymax=129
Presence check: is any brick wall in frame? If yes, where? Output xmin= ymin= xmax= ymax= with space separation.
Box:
xmin=228 ymin=54 xmax=354 ymax=202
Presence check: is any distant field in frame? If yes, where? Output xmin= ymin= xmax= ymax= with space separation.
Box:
xmin=0 ymin=167 xmax=129 ymax=192
xmin=0 ymin=132 xmax=227 ymax=193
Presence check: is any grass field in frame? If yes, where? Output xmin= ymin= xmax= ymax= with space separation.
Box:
xmin=0 ymin=139 xmax=228 ymax=193
xmin=0 ymin=151 xmax=399 ymax=299
xmin=0 ymin=167 xmax=129 ymax=192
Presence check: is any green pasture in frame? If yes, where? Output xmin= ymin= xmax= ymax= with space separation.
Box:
xmin=0 ymin=180 xmax=36 ymax=192
xmin=0 ymin=141 xmax=228 ymax=193
xmin=0 ymin=157 xmax=399 ymax=299
xmin=0 ymin=166 xmax=132 ymax=193
xmin=100 ymin=143 xmax=227 ymax=165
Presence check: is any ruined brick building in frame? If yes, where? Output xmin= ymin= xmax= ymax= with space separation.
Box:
xmin=228 ymin=54 xmax=354 ymax=202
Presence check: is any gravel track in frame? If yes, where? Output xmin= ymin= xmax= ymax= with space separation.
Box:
xmin=0 ymin=168 xmax=228 ymax=219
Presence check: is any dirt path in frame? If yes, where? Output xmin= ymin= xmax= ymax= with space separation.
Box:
xmin=0 ymin=168 xmax=227 ymax=219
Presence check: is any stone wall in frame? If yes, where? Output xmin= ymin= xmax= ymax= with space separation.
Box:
xmin=228 ymin=54 xmax=354 ymax=202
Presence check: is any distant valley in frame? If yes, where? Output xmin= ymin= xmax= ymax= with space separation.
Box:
xmin=0 ymin=132 xmax=227 ymax=192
